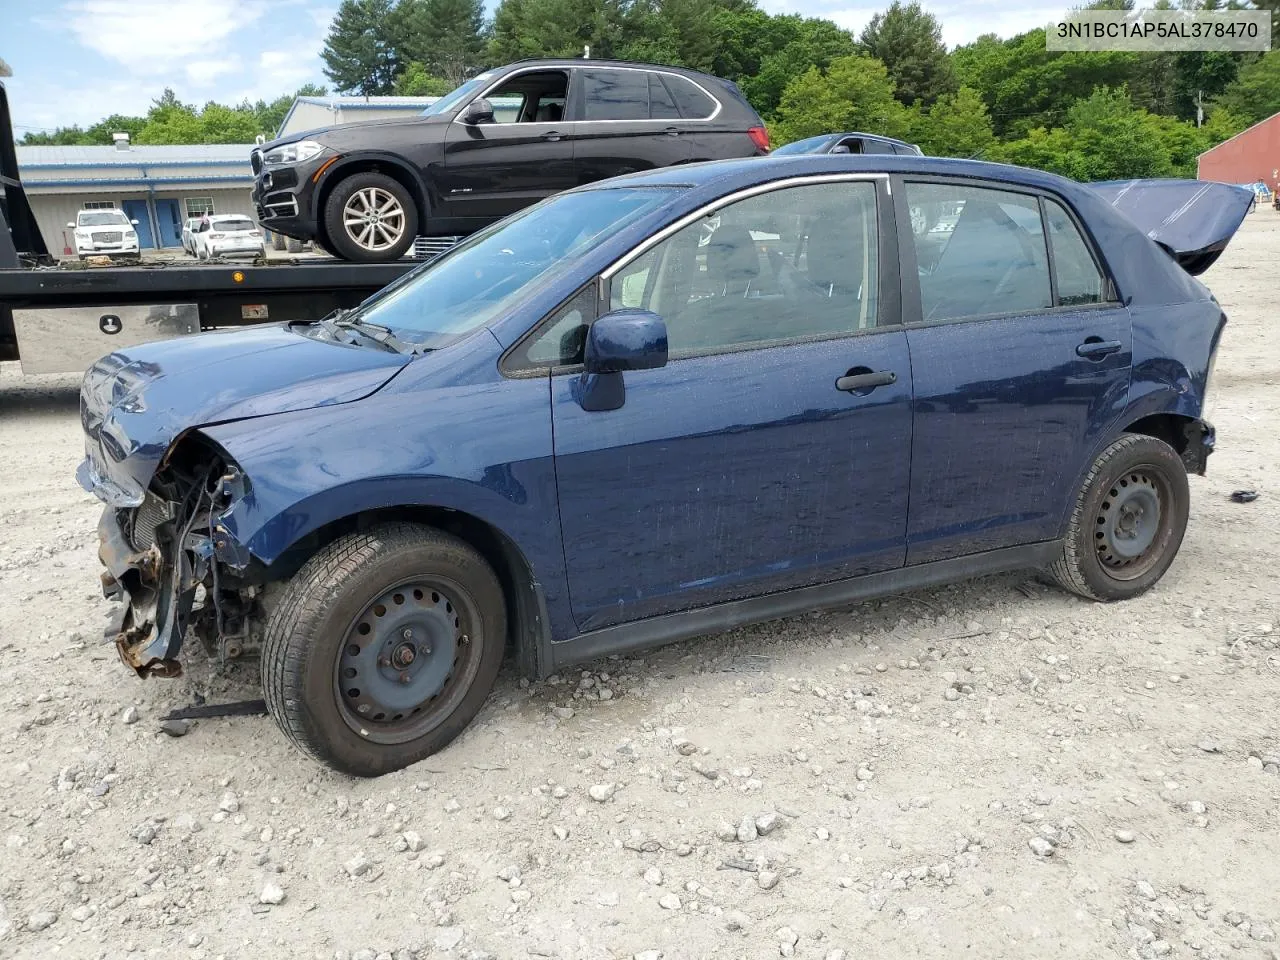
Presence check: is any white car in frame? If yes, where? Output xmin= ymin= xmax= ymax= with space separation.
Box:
xmin=67 ymin=209 xmax=139 ymax=259
xmin=181 ymin=217 xmax=203 ymax=255
xmin=192 ymin=214 xmax=266 ymax=260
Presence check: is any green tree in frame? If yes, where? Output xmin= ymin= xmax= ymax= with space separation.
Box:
xmin=394 ymin=61 xmax=452 ymax=94
xmin=858 ymin=1 xmax=956 ymax=107
xmin=1216 ymin=50 xmax=1280 ymax=124
xmin=390 ymin=0 xmax=487 ymax=86
xmin=195 ymin=102 xmax=261 ymax=143
xmin=772 ymin=54 xmax=912 ymax=145
xmin=911 ymin=85 xmax=996 ymax=157
xmin=489 ymin=0 xmax=622 ymax=62
xmin=991 ymin=127 xmax=1088 ymax=179
xmin=322 ymin=0 xmax=401 ymax=95
xmin=1065 ymin=87 xmax=1172 ymax=180
xmin=739 ymin=15 xmax=858 ymax=118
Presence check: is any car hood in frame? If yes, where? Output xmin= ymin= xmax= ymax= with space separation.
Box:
xmin=1089 ymin=179 xmax=1253 ymax=275
xmin=260 ymin=115 xmax=446 ymax=151
xmin=77 ymin=324 xmax=410 ymax=507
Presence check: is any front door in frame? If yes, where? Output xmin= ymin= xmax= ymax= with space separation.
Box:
xmin=898 ymin=179 xmax=1133 ymax=564
xmin=549 ymin=177 xmax=913 ymax=632
xmin=122 ymin=199 xmax=154 ymax=248
xmin=440 ymin=69 xmax=577 ymax=224
xmin=154 ymin=198 xmax=182 ymax=247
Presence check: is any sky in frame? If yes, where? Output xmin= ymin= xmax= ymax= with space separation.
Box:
xmin=2 ymin=0 xmax=1069 ymax=135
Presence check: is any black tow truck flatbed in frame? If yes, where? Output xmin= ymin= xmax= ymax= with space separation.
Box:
xmin=0 ymin=80 xmax=433 ymax=377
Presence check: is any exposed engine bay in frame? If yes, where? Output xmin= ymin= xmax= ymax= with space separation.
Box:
xmin=97 ymin=434 xmax=266 ymax=677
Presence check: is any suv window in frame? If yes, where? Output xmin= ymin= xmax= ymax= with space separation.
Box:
xmin=582 ymin=69 xmax=649 ymax=121
xmin=1044 ymin=198 xmax=1105 ymax=305
xmin=664 ymin=74 xmax=716 ymax=119
xmin=649 ymin=73 xmax=681 ymax=120
xmin=608 ymin=180 xmax=880 ymax=357
xmin=905 ymin=181 xmax=1051 ymax=322
xmin=485 ymin=70 xmax=569 ymax=123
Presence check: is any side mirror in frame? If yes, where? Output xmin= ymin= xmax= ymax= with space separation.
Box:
xmin=829 ymin=144 xmax=852 ymax=155
xmin=584 ymin=309 xmax=668 ymax=373
xmin=460 ymin=98 xmax=495 ymax=125
xmin=67 ymin=222 xmax=75 ymax=228
xmin=576 ymin=310 xmax=668 ymax=412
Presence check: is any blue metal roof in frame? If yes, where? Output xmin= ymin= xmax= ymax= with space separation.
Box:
xmin=16 ymin=144 xmax=254 ymax=166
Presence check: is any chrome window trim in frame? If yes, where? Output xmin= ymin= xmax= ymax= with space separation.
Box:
xmin=450 ymin=64 xmax=723 ymax=126
xmin=599 ymin=173 xmax=889 ymax=286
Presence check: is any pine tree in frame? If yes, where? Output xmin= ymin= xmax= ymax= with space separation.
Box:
xmin=322 ymin=0 xmax=401 ymax=96
xmin=859 ymin=1 xmax=957 ymax=107
xmin=391 ymin=0 xmax=487 ymax=87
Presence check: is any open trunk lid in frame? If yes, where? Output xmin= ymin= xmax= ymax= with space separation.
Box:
xmin=1089 ymin=179 xmax=1253 ymax=276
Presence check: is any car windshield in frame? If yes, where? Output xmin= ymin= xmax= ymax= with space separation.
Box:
xmin=347 ymin=186 xmax=684 ymax=348
xmin=215 ymin=219 xmax=255 ymax=232
xmin=770 ymin=136 xmax=838 ymax=156
xmin=421 ymin=72 xmax=495 ymax=117
xmin=79 ymin=211 xmax=128 ymax=226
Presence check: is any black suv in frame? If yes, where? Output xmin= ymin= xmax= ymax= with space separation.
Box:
xmin=251 ymin=59 xmax=770 ymax=262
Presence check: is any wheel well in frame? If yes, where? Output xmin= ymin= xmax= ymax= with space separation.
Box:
xmin=264 ymin=506 xmax=546 ymax=676
xmin=315 ymin=160 xmax=427 ymax=249
xmin=1123 ymin=413 xmax=1193 ymax=454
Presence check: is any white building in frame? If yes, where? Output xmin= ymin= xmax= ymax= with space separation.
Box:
xmin=17 ymin=137 xmax=255 ymax=255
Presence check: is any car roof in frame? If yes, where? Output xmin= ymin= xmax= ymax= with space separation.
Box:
xmin=578 ymin=154 xmax=1083 ymax=197
xmin=501 ymin=58 xmax=722 ymax=80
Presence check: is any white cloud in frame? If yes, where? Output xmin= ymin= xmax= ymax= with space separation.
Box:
xmin=63 ymin=0 xmax=264 ymax=74
xmin=184 ymin=55 xmax=246 ymax=88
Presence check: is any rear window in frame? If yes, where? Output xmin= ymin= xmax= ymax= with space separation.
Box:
xmin=664 ymin=75 xmax=716 ymax=119
xmin=649 ymin=73 xmax=680 ymax=120
xmin=215 ymin=219 xmax=255 ymax=232
xmin=78 ymin=211 xmax=128 ymax=226
xmin=582 ymin=69 xmax=650 ymax=121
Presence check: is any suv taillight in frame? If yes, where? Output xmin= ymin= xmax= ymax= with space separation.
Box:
xmin=747 ymin=126 xmax=770 ymax=152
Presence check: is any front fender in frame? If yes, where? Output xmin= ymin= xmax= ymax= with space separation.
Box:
xmin=317 ymin=151 xmax=440 ymax=217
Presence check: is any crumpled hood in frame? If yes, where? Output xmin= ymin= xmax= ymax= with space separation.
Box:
xmin=77 ymin=323 xmax=409 ymax=507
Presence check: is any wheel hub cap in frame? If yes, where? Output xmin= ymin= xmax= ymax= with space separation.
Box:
xmin=1096 ymin=471 xmax=1163 ymax=567
xmin=342 ymin=186 xmax=406 ymax=252
xmin=338 ymin=586 xmax=461 ymax=728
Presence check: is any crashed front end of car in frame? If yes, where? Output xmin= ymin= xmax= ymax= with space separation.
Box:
xmin=77 ymin=356 xmax=266 ymax=678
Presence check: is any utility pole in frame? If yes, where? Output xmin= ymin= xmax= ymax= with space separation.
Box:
xmin=1196 ymin=89 xmax=1204 ymax=128
xmin=583 ymin=45 xmax=590 ymax=59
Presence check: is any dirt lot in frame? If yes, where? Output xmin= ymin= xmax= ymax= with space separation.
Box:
xmin=1 ymin=212 xmax=1277 ymax=960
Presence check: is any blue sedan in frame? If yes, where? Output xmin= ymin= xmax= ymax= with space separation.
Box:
xmin=77 ymin=155 xmax=1250 ymax=775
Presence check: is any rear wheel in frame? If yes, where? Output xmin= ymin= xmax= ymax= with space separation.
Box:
xmin=323 ymin=171 xmax=417 ymax=263
xmin=1049 ymin=434 xmax=1189 ymax=601
xmin=262 ymin=523 xmax=505 ymax=776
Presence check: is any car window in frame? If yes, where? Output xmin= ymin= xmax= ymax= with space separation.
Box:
xmin=515 ymin=287 xmax=598 ymax=368
xmin=582 ymin=69 xmax=649 ymax=121
xmin=608 ymin=180 xmax=880 ymax=358
xmin=1044 ymin=198 xmax=1105 ymax=305
xmin=484 ymin=71 xmax=569 ymax=124
xmin=862 ymin=139 xmax=897 ymax=154
xmin=215 ymin=218 xmax=255 ymax=232
xmin=904 ymin=181 xmax=1051 ymax=322
xmin=423 ymin=72 xmax=494 ymax=117
xmin=78 ymin=211 xmax=129 ymax=226
xmin=649 ymin=73 xmax=680 ymax=120
xmin=663 ymin=75 xmax=716 ymax=120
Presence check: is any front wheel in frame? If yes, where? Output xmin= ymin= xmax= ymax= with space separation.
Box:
xmin=1049 ymin=434 xmax=1189 ymax=601
xmin=262 ymin=523 xmax=506 ymax=776
xmin=323 ymin=172 xmax=417 ymax=263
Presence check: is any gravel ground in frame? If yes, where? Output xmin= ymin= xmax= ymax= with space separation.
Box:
xmin=1 ymin=212 xmax=1277 ymax=960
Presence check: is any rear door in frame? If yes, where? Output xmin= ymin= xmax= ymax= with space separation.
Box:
xmin=573 ymin=67 xmax=692 ymax=186
xmin=897 ymin=177 xmax=1132 ymax=564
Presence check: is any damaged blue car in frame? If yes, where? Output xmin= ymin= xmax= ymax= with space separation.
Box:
xmin=78 ymin=156 xmax=1250 ymax=775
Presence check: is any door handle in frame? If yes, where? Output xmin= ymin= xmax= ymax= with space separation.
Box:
xmin=664 ymin=126 xmax=681 ymax=137
xmin=541 ymin=131 xmax=562 ymax=141
xmin=836 ymin=370 xmax=897 ymax=392
xmin=1076 ymin=338 xmax=1123 ymax=359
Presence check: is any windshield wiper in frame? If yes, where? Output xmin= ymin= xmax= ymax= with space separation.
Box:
xmin=336 ymin=318 xmax=423 ymax=355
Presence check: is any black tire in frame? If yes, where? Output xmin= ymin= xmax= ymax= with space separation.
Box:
xmin=271 ymin=232 xmax=286 ymax=251
xmin=262 ymin=523 xmax=506 ymax=776
xmin=323 ymin=171 xmax=418 ymax=263
xmin=1049 ymin=434 xmax=1189 ymax=601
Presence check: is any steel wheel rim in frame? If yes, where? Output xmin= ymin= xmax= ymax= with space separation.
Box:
xmin=333 ymin=578 xmax=481 ymax=745
xmin=342 ymin=187 xmax=407 ymax=251
xmin=1094 ymin=467 xmax=1170 ymax=581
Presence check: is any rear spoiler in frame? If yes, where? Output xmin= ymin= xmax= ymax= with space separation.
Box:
xmin=1089 ymin=179 xmax=1253 ymax=276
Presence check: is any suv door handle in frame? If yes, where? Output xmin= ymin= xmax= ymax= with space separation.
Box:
xmin=1076 ymin=338 xmax=1123 ymax=359
xmin=541 ymin=130 xmax=562 ymax=141
xmin=664 ymin=126 xmax=681 ymax=137
xmin=836 ymin=370 xmax=897 ymax=392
